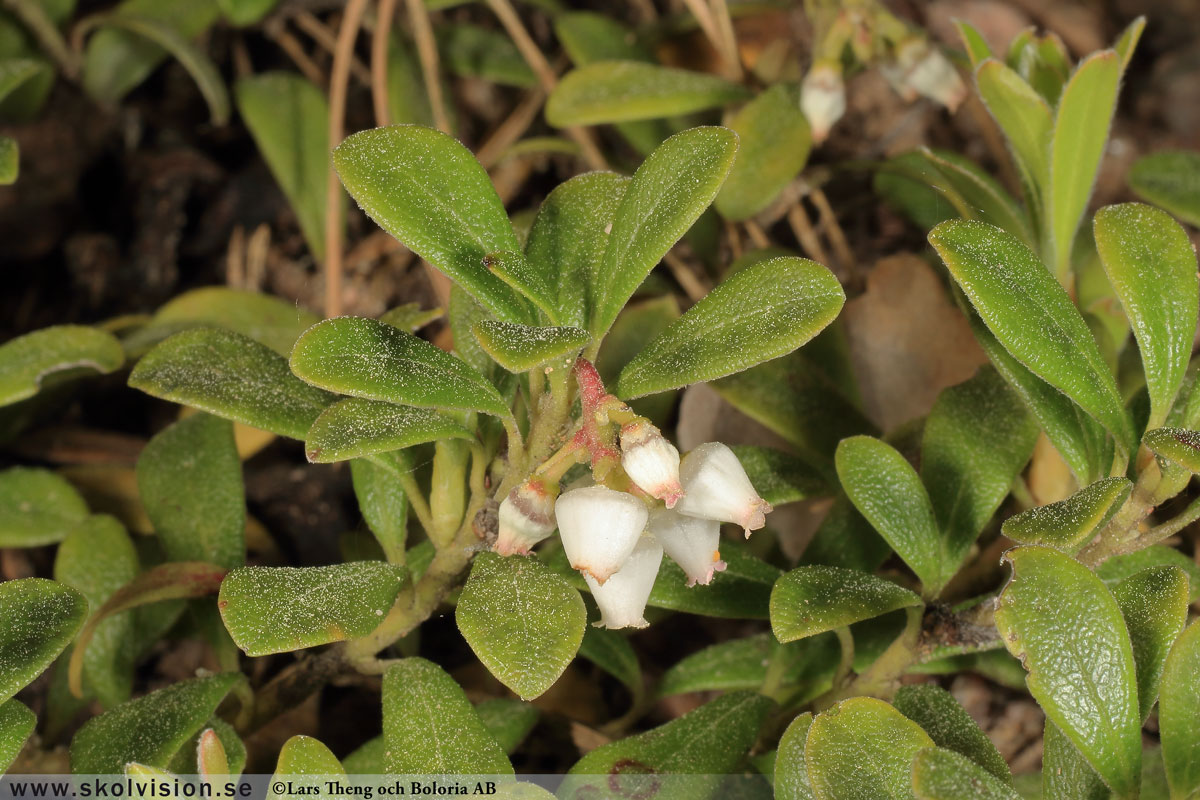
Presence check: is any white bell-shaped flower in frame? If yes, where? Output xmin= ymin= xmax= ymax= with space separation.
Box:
xmin=801 ymin=60 xmax=845 ymax=143
xmin=555 ymin=485 xmax=648 ymax=584
xmin=675 ymin=442 xmax=772 ymax=537
xmin=494 ymin=480 xmax=556 ymax=556
xmin=649 ymin=508 xmax=726 ymax=587
xmin=620 ymin=420 xmax=684 ymax=508
xmin=585 ymin=536 xmax=663 ymax=629
xmin=888 ymin=39 xmax=966 ymax=110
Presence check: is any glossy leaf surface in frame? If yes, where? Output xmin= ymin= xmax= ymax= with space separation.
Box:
xmin=1160 ymin=619 xmax=1200 ymax=799
xmin=0 ymin=699 xmax=35 ymax=773
xmin=0 ymin=325 xmax=123 ymax=407
xmin=1111 ymin=566 xmax=1188 ymax=721
xmin=806 ymin=697 xmax=934 ymax=800
xmin=1144 ymin=427 xmax=1200 ymax=474
xmin=0 ymin=579 xmax=87 ymax=703
xmin=0 ymin=467 xmax=88 ymax=547
xmin=1001 ymin=477 xmax=1131 ymax=552
xmin=776 ymin=712 xmax=815 ymax=800
xmin=472 ymin=320 xmax=590 ymax=372
xmin=305 ymin=398 xmax=472 ymax=463
xmin=770 ymin=565 xmax=920 ymax=644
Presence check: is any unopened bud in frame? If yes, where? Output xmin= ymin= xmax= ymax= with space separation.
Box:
xmin=801 ymin=60 xmax=846 ymax=143
xmin=649 ymin=508 xmax=726 ymax=587
xmin=889 ymin=39 xmax=967 ymax=110
xmin=620 ymin=420 xmax=683 ymax=508
xmin=555 ymin=486 xmax=648 ymax=584
xmin=495 ymin=479 xmax=557 ymax=556
xmin=584 ymin=537 xmax=663 ymax=629
xmin=675 ymin=442 xmax=772 ymax=537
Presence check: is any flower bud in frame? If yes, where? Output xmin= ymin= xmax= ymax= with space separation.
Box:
xmin=675 ymin=442 xmax=772 ymax=537
xmin=801 ymin=60 xmax=846 ymax=143
xmin=649 ymin=508 xmax=726 ymax=587
xmin=555 ymin=485 xmax=648 ymax=584
xmin=620 ymin=420 xmax=683 ymax=508
xmin=889 ymin=39 xmax=967 ymax=111
xmin=494 ymin=479 xmax=556 ymax=556
xmin=584 ymin=537 xmax=663 ymax=629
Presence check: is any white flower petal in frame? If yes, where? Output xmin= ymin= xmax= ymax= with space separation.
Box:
xmin=801 ymin=62 xmax=845 ymax=143
xmin=675 ymin=442 xmax=772 ymax=537
xmin=585 ymin=537 xmax=663 ymax=629
xmin=556 ymin=486 xmax=648 ymax=584
xmin=649 ymin=508 xmax=725 ymax=587
xmin=494 ymin=483 xmax=556 ymax=556
xmin=620 ymin=421 xmax=683 ymax=507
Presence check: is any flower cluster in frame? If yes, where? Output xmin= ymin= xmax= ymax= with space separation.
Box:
xmin=494 ymin=360 xmax=772 ymax=629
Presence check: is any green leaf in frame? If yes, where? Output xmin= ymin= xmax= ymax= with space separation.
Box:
xmin=1160 ymin=619 xmax=1200 ymax=799
xmin=929 ymin=220 xmax=1133 ymax=454
xmin=836 ymin=436 xmax=946 ymax=597
xmin=0 ymin=579 xmax=87 ymax=704
xmin=649 ymin=543 xmax=777 ymax=619
xmin=67 ymin=562 xmax=226 ymax=698
xmin=436 ymin=22 xmax=535 ymax=88
xmin=546 ymin=61 xmax=750 ymax=126
xmin=994 ymin=546 xmax=1141 ymax=798
xmin=472 ymin=320 xmax=590 ymax=373
xmin=475 ymin=699 xmax=539 ymax=755
xmin=555 ymin=12 xmax=652 ymax=63
xmin=715 ymin=84 xmax=812 ymax=221
xmin=129 ymin=328 xmax=333 ymax=439
xmin=0 ymin=699 xmax=35 ymax=773
xmin=1098 ymin=546 xmax=1200 ymax=603
xmin=236 ymin=73 xmax=334 ymax=259
xmin=658 ymin=634 xmax=818 ymax=697
xmin=305 ymin=397 xmax=472 ymax=463
xmin=567 ymin=691 xmax=773 ymax=783
xmin=332 ymin=125 xmax=528 ymax=323
xmin=271 ymin=735 xmax=345 ymax=783
xmin=70 ymin=674 xmax=241 ymax=774
xmin=382 ymin=658 xmax=513 ymax=774
xmin=1043 ymin=719 xmax=1110 ymax=800
xmin=1144 ymin=427 xmax=1200 ymax=474
xmin=456 ymin=553 xmax=585 ymax=701
xmin=218 ymin=563 xmax=407 ymax=657
xmin=776 ymin=712 xmax=815 ymax=800
xmin=590 ymin=126 xmax=739 ymax=338
xmin=920 ymin=367 xmax=1037 ymax=570
xmin=770 ymin=566 xmax=921 ymax=644
xmin=217 ymin=0 xmax=275 ymax=26
xmin=81 ymin=0 xmax=218 ymax=108
xmin=577 ymin=626 xmax=641 ymax=697
xmin=524 ymin=172 xmax=629 ymax=330
xmin=617 ymin=256 xmax=844 ymax=398
xmin=1113 ymin=17 xmax=1146 ymax=73
xmin=1048 ymin=52 xmax=1120 ymax=278
xmin=729 ymin=446 xmax=828 ymax=507
xmin=894 ymin=685 xmax=1010 ymax=784
xmin=0 ymin=467 xmax=88 ymax=547
xmin=290 ymin=317 xmax=510 ymax=420
xmin=137 ymin=413 xmax=245 ymax=569
xmin=54 ymin=515 xmax=138 ymax=709
xmin=380 ymin=303 xmax=443 ymax=334
xmin=921 ymin=149 xmax=1035 ymax=246
xmin=482 ymin=251 xmax=562 ymax=324
xmin=0 ymin=58 xmax=46 ymax=104
xmin=1127 ymin=151 xmax=1200 ymax=227
xmin=0 ymin=325 xmax=124 ymax=407
xmin=974 ymin=59 xmax=1052 ymax=196
xmin=350 ymin=457 xmax=408 ymax=564
xmin=911 ymin=748 xmax=1021 ymax=800
xmin=955 ymin=21 xmax=993 ymax=68
xmin=806 ymin=696 xmax=934 ymax=800
xmin=1095 ymin=203 xmax=1198 ymax=425
xmin=343 ymin=736 xmax=386 ymax=773
xmin=1001 ymin=476 xmax=1131 ymax=552
xmin=136 ymin=287 xmax=321 ymax=357
xmin=1111 ymin=566 xmax=1189 ymax=722
xmin=0 ymin=136 xmax=16 ymax=185
xmin=84 ymin=12 xmax=229 ymax=124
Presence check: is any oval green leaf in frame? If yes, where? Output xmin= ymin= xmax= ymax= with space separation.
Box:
xmin=350 ymin=456 xmax=409 ymax=564
xmin=129 ymin=328 xmax=333 ymax=439
xmin=770 ymin=565 xmax=921 ymax=644
xmin=728 ymin=446 xmax=828 ymax=507
xmin=911 ymin=748 xmax=1020 ymax=800
xmin=0 ymin=325 xmax=124 ymax=407
xmin=1095 ymin=203 xmax=1199 ymax=425
xmin=456 ymin=552 xmax=586 ymax=701
xmin=138 ymin=413 xmax=245 ymax=569
xmin=994 ymin=545 xmax=1141 ymax=798
xmin=306 ymin=397 xmax=473 ymax=463
xmin=806 ymin=696 xmax=934 ymax=800
xmin=1145 ymin=426 xmax=1200 ymax=474
xmin=475 ymin=699 xmax=539 ymax=755
xmin=1111 ymin=565 xmax=1189 ymax=722
xmin=140 ymin=287 xmax=321 ymax=357
xmin=618 ymin=256 xmax=844 ymax=398
xmin=894 ymin=685 xmax=1010 ymax=784
xmin=590 ymin=126 xmax=739 ymax=338
xmin=546 ymin=61 xmax=750 ymax=126
xmin=218 ymin=563 xmax=407 ymax=657
xmin=472 ymin=320 xmax=590 ymax=373
xmin=271 ymin=735 xmax=345 ymax=782
xmin=382 ymin=658 xmax=513 ymax=775
xmin=1128 ymin=151 xmax=1200 ymax=227
xmin=290 ymin=317 xmax=510 ymax=419
xmin=0 ymin=579 xmax=87 ymax=704
xmin=0 ymin=467 xmax=88 ymax=548
xmin=929 ymin=220 xmax=1133 ymax=453
xmin=1001 ymin=476 xmax=1132 ymax=552
xmin=332 ymin=125 xmax=528 ymax=323
xmin=835 ymin=436 xmax=947 ymax=597
xmin=0 ymin=699 xmax=35 ymax=774
xmin=1160 ymin=619 xmax=1200 ymax=799
xmin=70 ymin=673 xmax=242 ymax=774
xmin=776 ymin=712 xmax=815 ymax=800
xmin=974 ymin=59 xmax=1052 ymax=195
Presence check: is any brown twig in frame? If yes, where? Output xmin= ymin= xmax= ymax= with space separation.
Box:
xmin=265 ymin=23 xmax=327 ymax=85
xmin=295 ymin=9 xmax=372 ymax=85
xmin=371 ymin=0 xmax=398 ymax=126
xmin=404 ymin=0 xmax=451 ymax=134
xmin=786 ymin=201 xmax=832 ymax=267
xmin=663 ymin=250 xmax=710 ymax=303
xmin=475 ymin=86 xmax=547 ymax=169
xmin=744 ymin=219 xmax=771 ymax=249
xmin=482 ymin=0 xmax=608 ymax=170
xmin=810 ymin=187 xmax=855 ymax=277
xmin=709 ymin=0 xmax=744 ymax=81
xmin=323 ymin=0 xmax=370 ymax=319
